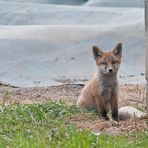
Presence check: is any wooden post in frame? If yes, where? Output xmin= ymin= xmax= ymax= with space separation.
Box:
xmin=145 ymin=0 xmax=148 ymax=113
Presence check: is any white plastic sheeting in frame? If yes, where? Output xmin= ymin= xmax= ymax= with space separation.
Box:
xmin=85 ymin=0 xmax=144 ymax=7
xmin=0 ymin=0 xmax=145 ymax=87
xmin=0 ymin=0 xmax=86 ymax=5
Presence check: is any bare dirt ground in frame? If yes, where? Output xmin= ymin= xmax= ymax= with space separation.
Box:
xmin=0 ymin=83 xmax=147 ymax=135
xmin=69 ymin=113 xmax=147 ymax=136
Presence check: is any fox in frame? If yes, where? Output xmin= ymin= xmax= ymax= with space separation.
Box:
xmin=77 ymin=43 xmax=122 ymax=120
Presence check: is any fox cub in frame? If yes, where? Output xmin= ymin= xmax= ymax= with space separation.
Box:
xmin=77 ymin=43 xmax=122 ymax=120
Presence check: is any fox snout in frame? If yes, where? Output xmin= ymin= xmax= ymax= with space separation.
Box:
xmin=98 ymin=63 xmax=119 ymax=74
xmin=106 ymin=62 xmax=119 ymax=74
xmin=107 ymin=67 xmax=114 ymax=73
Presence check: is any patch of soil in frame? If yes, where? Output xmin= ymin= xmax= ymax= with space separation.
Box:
xmin=0 ymin=84 xmax=82 ymax=105
xmin=119 ymin=84 xmax=146 ymax=109
xmin=0 ymin=84 xmax=146 ymax=109
xmin=0 ymin=83 xmax=147 ymax=135
xmin=69 ymin=113 xmax=148 ymax=136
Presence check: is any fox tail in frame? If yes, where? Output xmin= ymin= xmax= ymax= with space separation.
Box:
xmin=118 ymin=106 xmax=147 ymax=120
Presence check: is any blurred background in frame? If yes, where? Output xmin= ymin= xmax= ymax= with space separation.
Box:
xmin=0 ymin=0 xmax=145 ymax=87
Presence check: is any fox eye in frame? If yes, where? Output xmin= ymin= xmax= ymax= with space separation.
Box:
xmin=112 ymin=61 xmax=117 ymax=64
xmin=101 ymin=62 xmax=107 ymax=65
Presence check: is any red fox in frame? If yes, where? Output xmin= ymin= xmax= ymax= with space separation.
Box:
xmin=77 ymin=43 xmax=122 ymax=120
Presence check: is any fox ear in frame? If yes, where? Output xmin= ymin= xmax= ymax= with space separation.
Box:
xmin=92 ymin=46 xmax=103 ymax=60
xmin=113 ymin=43 xmax=122 ymax=58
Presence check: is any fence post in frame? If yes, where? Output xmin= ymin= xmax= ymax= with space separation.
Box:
xmin=145 ymin=0 xmax=148 ymax=113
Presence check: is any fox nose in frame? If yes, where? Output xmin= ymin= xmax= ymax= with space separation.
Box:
xmin=109 ymin=69 xmax=113 ymax=72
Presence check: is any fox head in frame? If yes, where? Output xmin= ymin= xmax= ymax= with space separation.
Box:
xmin=92 ymin=43 xmax=122 ymax=75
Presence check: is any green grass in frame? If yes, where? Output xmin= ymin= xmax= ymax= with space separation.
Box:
xmin=0 ymin=101 xmax=147 ymax=148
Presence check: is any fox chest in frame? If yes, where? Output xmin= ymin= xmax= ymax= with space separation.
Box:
xmin=96 ymin=75 xmax=118 ymax=101
xmin=99 ymin=87 xmax=112 ymax=101
xmin=98 ymin=81 xmax=117 ymax=102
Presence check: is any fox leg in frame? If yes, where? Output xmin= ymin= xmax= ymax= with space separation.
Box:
xmin=94 ymin=96 xmax=109 ymax=120
xmin=110 ymin=94 xmax=118 ymax=121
